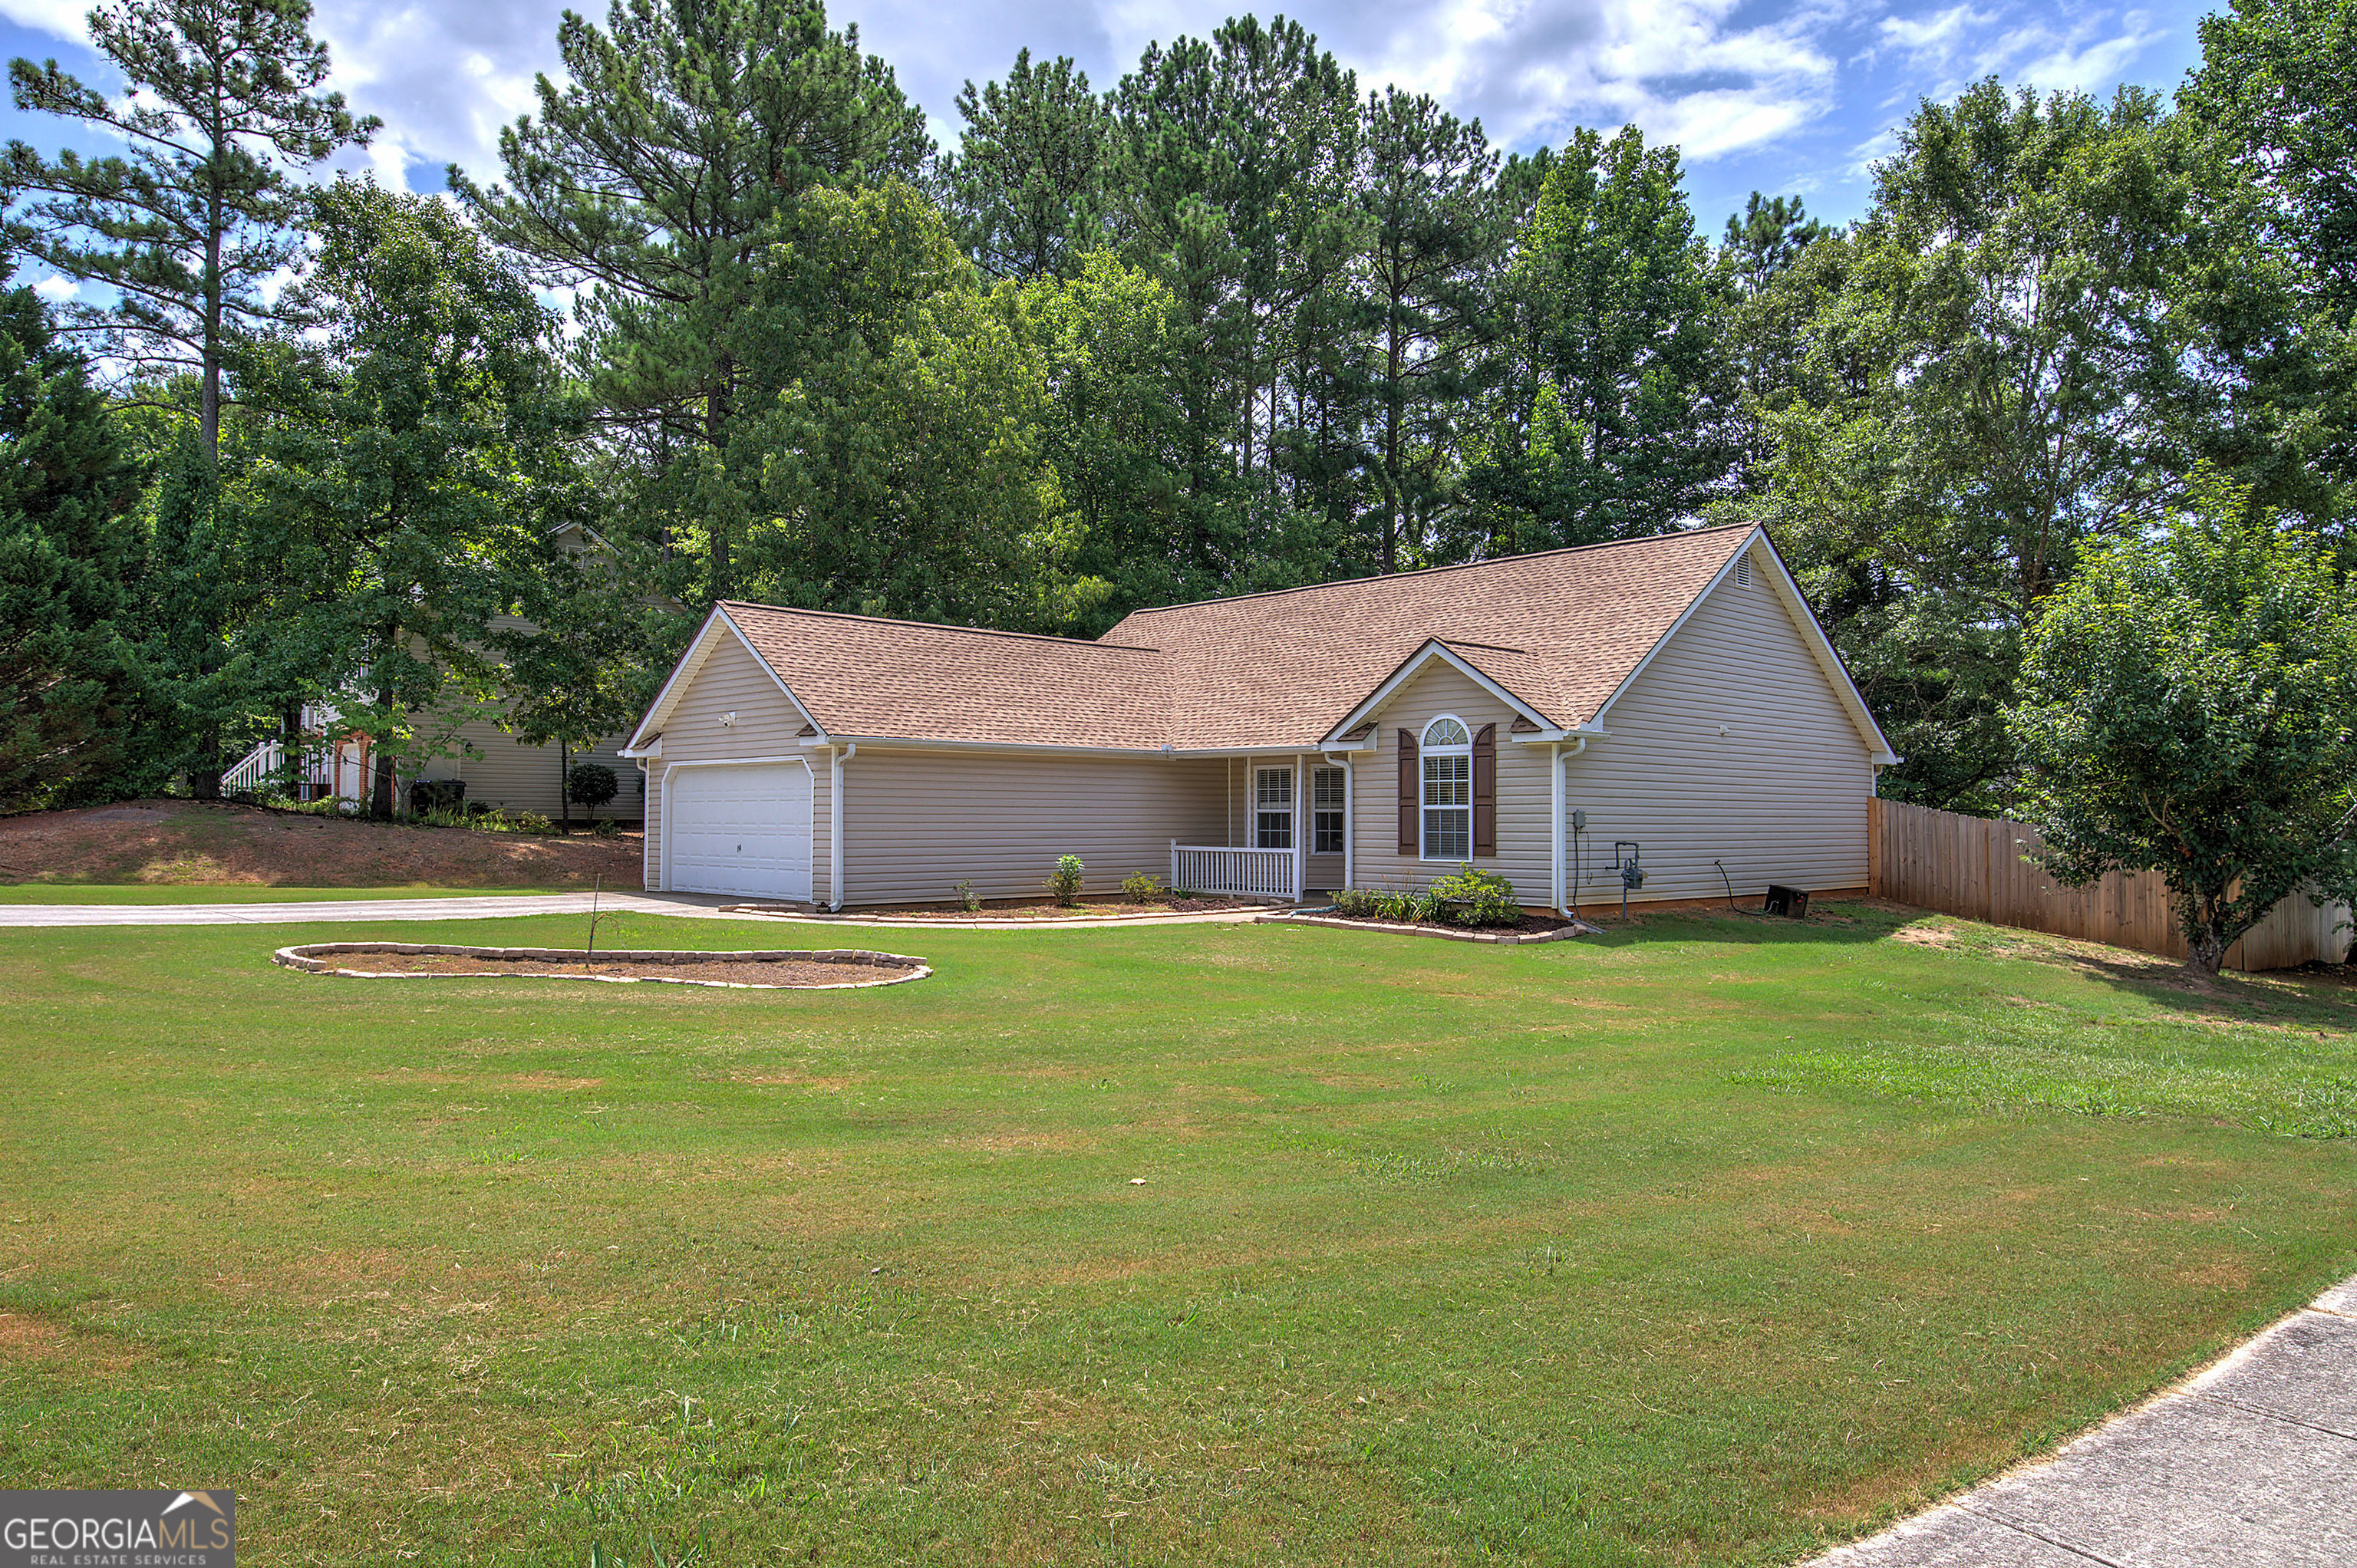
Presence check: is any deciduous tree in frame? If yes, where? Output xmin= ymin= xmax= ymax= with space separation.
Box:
xmin=2007 ymin=477 xmax=2357 ymax=975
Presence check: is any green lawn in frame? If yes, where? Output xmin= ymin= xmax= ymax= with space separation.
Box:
xmin=0 ymin=883 xmax=574 ymax=904
xmin=2 ymin=904 xmax=2351 ymax=1566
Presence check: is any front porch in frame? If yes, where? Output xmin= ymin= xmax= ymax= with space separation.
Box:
xmin=1167 ymin=754 xmax=1350 ymax=901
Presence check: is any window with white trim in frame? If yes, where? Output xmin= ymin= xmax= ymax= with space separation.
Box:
xmin=1420 ymin=716 xmax=1472 ymax=859
xmin=1313 ymin=766 xmax=1345 ymax=854
xmin=1254 ymin=766 xmax=1294 ymax=849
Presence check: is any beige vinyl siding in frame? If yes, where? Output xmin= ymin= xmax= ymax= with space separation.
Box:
xmin=1348 ymin=664 xmax=1554 ymax=901
xmin=417 ymin=715 xmax=637 ymax=819
xmin=402 ymin=616 xmax=640 ymax=819
xmin=644 ymin=632 xmax=827 ymax=898
xmin=841 ymin=749 xmax=1226 ymax=906
xmin=1563 ymin=556 xmax=1873 ymax=907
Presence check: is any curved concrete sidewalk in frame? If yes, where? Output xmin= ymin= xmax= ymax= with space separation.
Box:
xmin=1811 ymin=1275 xmax=2357 ymax=1567
xmin=0 ymin=894 xmax=1274 ymax=930
xmin=0 ymin=891 xmax=747 ymax=926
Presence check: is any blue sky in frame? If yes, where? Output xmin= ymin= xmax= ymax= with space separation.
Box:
xmin=0 ymin=0 xmax=2204 ymax=245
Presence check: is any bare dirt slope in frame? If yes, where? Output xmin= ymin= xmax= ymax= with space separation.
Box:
xmin=0 ymin=800 xmax=643 ymax=888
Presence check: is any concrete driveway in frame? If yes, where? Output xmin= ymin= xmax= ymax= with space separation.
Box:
xmin=0 ymin=891 xmax=745 ymax=926
xmin=1811 ymin=1276 xmax=2357 ymax=1567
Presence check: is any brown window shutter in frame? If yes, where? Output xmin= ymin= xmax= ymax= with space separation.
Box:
xmin=1396 ymin=730 xmax=1418 ymax=852
xmin=1472 ymin=723 xmax=1497 ymax=856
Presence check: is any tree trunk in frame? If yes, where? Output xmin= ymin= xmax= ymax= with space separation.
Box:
xmin=189 ymin=729 xmax=222 ymax=800
xmin=281 ymin=703 xmax=305 ymax=799
xmin=371 ymin=692 xmax=398 ymax=820
xmin=559 ymin=740 xmax=572 ymax=833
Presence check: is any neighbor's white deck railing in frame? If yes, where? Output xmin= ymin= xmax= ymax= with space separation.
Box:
xmin=1171 ymin=842 xmax=1296 ymax=901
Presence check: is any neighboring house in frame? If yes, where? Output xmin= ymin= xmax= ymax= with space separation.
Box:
xmin=219 ymin=525 xmax=648 ymax=822
xmin=621 ymin=525 xmax=1898 ymax=911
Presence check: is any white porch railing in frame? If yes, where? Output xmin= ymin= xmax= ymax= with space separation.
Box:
xmin=1171 ymin=842 xmax=1297 ymax=901
xmin=219 ymin=737 xmax=358 ymax=801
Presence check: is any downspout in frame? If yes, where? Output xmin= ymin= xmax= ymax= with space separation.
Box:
xmin=1550 ymin=743 xmax=1563 ymax=916
xmin=635 ymin=757 xmax=651 ymax=890
xmin=829 ymin=743 xmax=856 ymax=911
xmin=1555 ymin=736 xmax=1589 ymax=917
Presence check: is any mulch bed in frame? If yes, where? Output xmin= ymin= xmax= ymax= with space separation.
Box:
xmin=1265 ymin=908 xmax=1591 ymax=945
xmin=275 ymin=942 xmax=925 ymax=989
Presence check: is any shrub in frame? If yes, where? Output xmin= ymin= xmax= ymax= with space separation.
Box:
xmin=408 ymin=779 xmax=466 ymax=817
xmin=1332 ymin=888 xmax=1384 ymax=919
xmin=1046 ymin=855 xmax=1085 ymax=906
xmin=1431 ymin=864 xmax=1521 ymax=927
xmin=952 ymin=878 xmax=981 ymax=912
xmin=1120 ymin=871 xmax=1165 ymax=901
xmin=567 ymin=761 xmax=619 ymax=811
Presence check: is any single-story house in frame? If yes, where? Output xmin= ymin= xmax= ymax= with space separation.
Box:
xmin=621 ymin=525 xmax=1898 ymax=911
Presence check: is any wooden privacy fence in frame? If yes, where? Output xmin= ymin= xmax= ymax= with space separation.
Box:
xmin=1868 ymin=798 xmax=2352 ymax=972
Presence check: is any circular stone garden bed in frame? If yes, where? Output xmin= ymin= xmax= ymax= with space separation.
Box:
xmin=274 ymin=942 xmax=927 ymax=989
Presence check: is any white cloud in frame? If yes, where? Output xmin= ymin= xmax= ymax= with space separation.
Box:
xmin=0 ymin=0 xmax=91 ymax=41
xmin=31 ymin=272 xmax=78 ymax=301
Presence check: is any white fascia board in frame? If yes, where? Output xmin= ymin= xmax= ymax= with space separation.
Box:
xmin=625 ymin=607 xmax=730 ymax=751
xmin=1586 ymin=527 xmax=1900 ymax=766
xmin=619 ymin=735 xmax=662 ymax=759
xmin=713 ymin=607 xmax=827 ymax=738
xmin=628 ymin=606 xmax=830 ymax=753
xmin=1318 ymin=640 xmax=1554 ymax=746
xmin=1751 ymin=534 xmax=1902 ymax=765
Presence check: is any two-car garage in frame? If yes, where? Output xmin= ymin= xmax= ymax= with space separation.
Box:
xmin=661 ymin=761 xmax=814 ymax=902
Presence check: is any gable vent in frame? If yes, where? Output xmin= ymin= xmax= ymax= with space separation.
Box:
xmin=1733 ymin=554 xmax=1753 ymax=588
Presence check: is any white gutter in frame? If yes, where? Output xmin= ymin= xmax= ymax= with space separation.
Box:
xmin=828 ymin=742 xmax=857 ymax=911
xmin=1554 ymin=736 xmax=1589 ymax=917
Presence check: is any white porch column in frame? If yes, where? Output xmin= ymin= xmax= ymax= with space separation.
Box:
xmin=1550 ymin=742 xmax=1564 ymax=915
xmin=1292 ymin=753 xmax=1307 ymax=902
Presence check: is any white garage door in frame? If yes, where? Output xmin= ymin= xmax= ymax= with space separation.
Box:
xmin=666 ymin=763 xmax=814 ymax=901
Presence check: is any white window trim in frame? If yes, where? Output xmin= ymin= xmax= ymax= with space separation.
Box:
xmin=1254 ymin=763 xmax=1294 ymax=851
xmin=1312 ymin=765 xmax=1346 ymax=855
xmin=1419 ymin=714 xmax=1473 ymax=862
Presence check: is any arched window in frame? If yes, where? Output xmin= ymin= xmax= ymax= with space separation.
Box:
xmin=1420 ymin=715 xmax=1472 ymax=858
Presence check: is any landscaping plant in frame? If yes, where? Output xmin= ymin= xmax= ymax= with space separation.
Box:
xmin=1120 ymin=871 xmax=1165 ymax=901
xmin=1046 ymin=854 xmax=1084 ymax=905
xmin=1429 ymin=864 xmax=1521 ymax=926
xmin=2007 ymin=479 xmax=2357 ymax=975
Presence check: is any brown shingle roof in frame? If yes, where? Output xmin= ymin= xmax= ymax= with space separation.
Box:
xmin=701 ymin=528 xmax=1751 ymax=752
xmin=718 ymin=603 xmax=1172 ymax=749
xmin=1105 ymin=527 xmax=1752 ymax=749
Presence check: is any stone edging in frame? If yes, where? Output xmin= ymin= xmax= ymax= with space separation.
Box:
xmin=1255 ymin=914 xmax=1591 ymax=945
xmin=272 ymin=941 xmax=929 ymax=990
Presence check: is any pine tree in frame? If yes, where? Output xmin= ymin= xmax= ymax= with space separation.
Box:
xmin=5 ymin=0 xmax=376 ymax=466
xmin=0 ymin=282 xmax=143 ymax=808
xmin=943 ymin=50 xmax=1115 ymax=282
xmin=1467 ymin=125 xmax=1739 ymax=551
xmin=1354 ymin=87 xmax=1501 ymax=572
xmin=454 ymin=0 xmax=929 ymax=604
